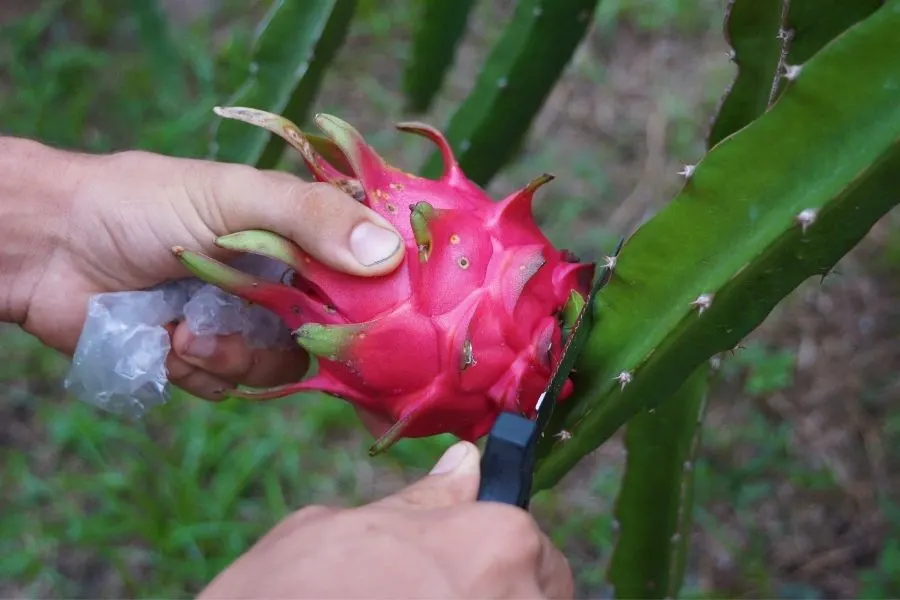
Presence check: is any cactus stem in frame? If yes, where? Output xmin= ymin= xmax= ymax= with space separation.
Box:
xmin=691 ymin=293 xmax=714 ymax=315
xmin=796 ymin=208 xmax=817 ymax=233
xmin=615 ymin=370 xmax=633 ymax=390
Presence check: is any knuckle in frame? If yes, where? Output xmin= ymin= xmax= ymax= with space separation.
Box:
xmin=196 ymin=161 xmax=263 ymax=233
xmin=283 ymin=181 xmax=330 ymax=214
xmin=287 ymin=181 xmax=362 ymax=223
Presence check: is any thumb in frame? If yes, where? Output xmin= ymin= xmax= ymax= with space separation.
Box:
xmin=377 ymin=441 xmax=482 ymax=510
xmin=196 ymin=162 xmax=406 ymax=277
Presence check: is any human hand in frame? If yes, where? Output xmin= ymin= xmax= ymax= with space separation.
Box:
xmin=0 ymin=137 xmax=405 ymax=412
xmin=198 ymin=441 xmax=574 ymax=599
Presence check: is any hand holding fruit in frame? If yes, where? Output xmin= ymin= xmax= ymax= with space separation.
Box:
xmin=0 ymin=135 xmax=404 ymax=426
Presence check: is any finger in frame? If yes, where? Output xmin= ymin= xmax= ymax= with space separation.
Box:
xmin=170 ymin=322 xmax=309 ymax=388
xmin=197 ymin=164 xmax=406 ymax=277
xmin=535 ymin=532 xmax=575 ymax=600
xmin=376 ymin=441 xmax=481 ymax=510
xmin=165 ymin=352 xmax=233 ymax=401
xmin=251 ymin=505 xmax=340 ymax=556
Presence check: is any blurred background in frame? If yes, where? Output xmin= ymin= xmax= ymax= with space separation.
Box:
xmin=1 ymin=0 xmax=899 ymax=597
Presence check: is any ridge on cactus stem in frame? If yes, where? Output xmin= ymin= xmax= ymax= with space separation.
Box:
xmin=173 ymin=107 xmax=596 ymax=455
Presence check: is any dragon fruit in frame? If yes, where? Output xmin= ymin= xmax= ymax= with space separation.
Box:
xmin=173 ymin=107 xmax=595 ymax=454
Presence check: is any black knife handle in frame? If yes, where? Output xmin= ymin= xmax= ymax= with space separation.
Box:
xmin=476 ymin=412 xmax=538 ymax=509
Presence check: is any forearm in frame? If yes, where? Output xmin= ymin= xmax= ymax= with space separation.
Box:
xmin=0 ymin=137 xmax=82 ymax=324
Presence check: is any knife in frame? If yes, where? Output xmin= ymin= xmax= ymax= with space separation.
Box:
xmin=475 ymin=239 xmax=623 ymax=508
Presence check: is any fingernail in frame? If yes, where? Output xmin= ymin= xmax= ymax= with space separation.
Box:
xmin=430 ymin=442 xmax=470 ymax=475
xmin=185 ymin=335 xmax=217 ymax=359
xmin=349 ymin=221 xmax=402 ymax=266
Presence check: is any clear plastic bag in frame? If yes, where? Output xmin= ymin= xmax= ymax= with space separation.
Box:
xmin=64 ymin=255 xmax=294 ymax=418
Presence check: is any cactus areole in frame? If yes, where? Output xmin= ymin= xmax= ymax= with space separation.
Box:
xmin=174 ymin=107 xmax=595 ymax=454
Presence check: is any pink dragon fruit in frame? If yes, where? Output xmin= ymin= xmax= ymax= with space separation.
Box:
xmin=173 ymin=107 xmax=595 ymax=454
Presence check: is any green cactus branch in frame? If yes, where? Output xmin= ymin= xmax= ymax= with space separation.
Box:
xmin=401 ymin=0 xmax=477 ymax=114
xmin=770 ymin=0 xmax=884 ymax=99
xmin=210 ymin=0 xmax=356 ymax=169
xmin=784 ymin=0 xmax=885 ymax=64
xmin=534 ymin=0 xmax=900 ymax=491
xmin=604 ymin=0 xmax=794 ymax=587
xmin=419 ymin=0 xmax=601 ymax=187
xmin=707 ymin=0 xmax=787 ymax=147
xmin=607 ymin=367 xmax=709 ymax=599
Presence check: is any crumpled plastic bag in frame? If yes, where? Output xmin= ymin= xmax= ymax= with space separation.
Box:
xmin=64 ymin=255 xmax=295 ymax=419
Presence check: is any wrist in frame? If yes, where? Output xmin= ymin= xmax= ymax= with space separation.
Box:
xmin=0 ymin=137 xmax=86 ymax=324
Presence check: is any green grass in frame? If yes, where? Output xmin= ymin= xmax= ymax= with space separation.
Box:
xmin=0 ymin=323 xmax=453 ymax=597
xmin=2 ymin=0 xmax=898 ymax=597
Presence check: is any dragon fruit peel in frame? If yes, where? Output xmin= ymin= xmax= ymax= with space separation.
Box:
xmin=173 ymin=107 xmax=595 ymax=455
